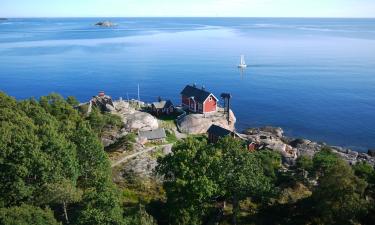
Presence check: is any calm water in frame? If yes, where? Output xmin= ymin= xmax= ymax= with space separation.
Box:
xmin=1 ymin=18 xmax=375 ymax=151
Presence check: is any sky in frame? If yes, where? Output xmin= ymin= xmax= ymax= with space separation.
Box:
xmin=1 ymin=0 xmax=375 ymax=18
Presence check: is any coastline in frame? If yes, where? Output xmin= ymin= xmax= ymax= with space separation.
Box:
xmin=239 ymin=126 xmax=375 ymax=166
xmin=101 ymin=97 xmax=375 ymax=167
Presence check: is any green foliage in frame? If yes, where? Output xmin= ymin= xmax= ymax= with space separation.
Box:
xmin=296 ymin=155 xmax=313 ymax=172
xmin=312 ymin=147 xmax=340 ymax=176
xmin=165 ymin=129 xmax=178 ymax=143
xmin=87 ymin=108 xmax=106 ymax=134
xmin=87 ymin=108 xmax=122 ymax=135
xmin=66 ymin=96 xmax=79 ymax=107
xmin=106 ymin=133 xmax=136 ymax=152
xmin=157 ymin=136 xmax=272 ymax=224
xmin=0 ymin=92 xmax=127 ymax=225
xmin=253 ymin=150 xmax=282 ymax=181
xmin=312 ymin=160 xmax=368 ymax=224
xmin=124 ymin=204 xmax=157 ymax=225
xmin=103 ymin=113 xmax=123 ymax=128
xmin=157 ymin=137 xmax=218 ymax=224
xmin=0 ymin=204 xmax=61 ymax=225
xmin=39 ymin=179 xmax=83 ymax=224
xmin=353 ymin=161 xmax=375 ymax=183
xmin=77 ymin=184 xmax=124 ymax=225
xmin=296 ymin=155 xmax=314 ymax=182
xmin=214 ymin=138 xmax=272 ymax=224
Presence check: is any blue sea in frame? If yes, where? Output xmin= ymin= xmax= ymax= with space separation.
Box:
xmin=1 ymin=18 xmax=375 ymax=151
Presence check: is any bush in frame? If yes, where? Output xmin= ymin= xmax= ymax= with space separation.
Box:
xmin=0 ymin=204 xmax=61 ymax=225
xmin=106 ymin=133 xmax=136 ymax=152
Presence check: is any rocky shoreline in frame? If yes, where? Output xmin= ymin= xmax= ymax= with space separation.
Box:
xmin=90 ymin=97 xmax=374 ymax=168
xmin=240 ymin=126 xmax=375 ymax=166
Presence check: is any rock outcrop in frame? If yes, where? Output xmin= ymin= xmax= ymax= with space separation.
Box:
xmin=122 ymin=154 xmax=158 ymax=178
xmin=90 ymin=93 xmax=114 ymax=112
xmin=242 ymin=126 xmax=375 ymax=166
xmin=112 ymin=100 xmax=158 ymax=132
xmin=95 ymin=21 xmax=115 ymax=27
xmin=177 ymin=109 xmax=236 ymax=134
xmin=245 ymin=126 xmax=284 ymax=138
xmin=242 ymin=127 xmax=297 ymax=164
xmin=124 ymin=112 xmax=159 ymax=131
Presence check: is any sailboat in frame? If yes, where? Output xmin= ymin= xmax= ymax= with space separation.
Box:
xmin=238 ymin=55 xmax=247 ymax=68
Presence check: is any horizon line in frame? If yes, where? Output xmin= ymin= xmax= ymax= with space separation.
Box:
xmin=3 ymin=16 xmax=375 ymax=19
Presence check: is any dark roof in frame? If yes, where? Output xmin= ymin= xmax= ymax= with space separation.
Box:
xmin=139 ymin=128 xmax=166 ymax=140
xmin=152 ymin=100 xmax=173 ymax=109
xmin=181 ymin=85 xmax=216 ymax=103
xmin=207 ymin=125 xmax=233 ymax=137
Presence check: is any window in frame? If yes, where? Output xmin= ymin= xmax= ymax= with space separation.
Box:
xmin=209 ymin=97 xmax=212 ymax=101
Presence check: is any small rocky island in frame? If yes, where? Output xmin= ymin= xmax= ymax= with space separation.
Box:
xmin=95 ymin=21 xmax=115 ymax=27
xmin=0 ymin=18 xmax=7 ymax=21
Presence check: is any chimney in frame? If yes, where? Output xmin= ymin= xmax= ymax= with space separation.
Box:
xmin=193 ymin=83 xmax=196 ymax=88
xmin=202 ymin=85 xmax=205 ymax=91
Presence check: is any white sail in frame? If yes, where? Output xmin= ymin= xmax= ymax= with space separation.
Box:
xmin=238 ymin=55 xmax=247 ymax=68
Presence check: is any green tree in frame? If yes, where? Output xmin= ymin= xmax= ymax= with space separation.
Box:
xmin=66 ymin=96 xmax=79 ymax=107
xmin=312 ymin=147 xmax=340 ymax=177
xmin=157 ymin=137 xmax=219 ymax=224
xmin=214 ymin=137 xmax=271 ymax=225
xmin=125 ymin=204 xmax=157 ymax=225
xmin=87 ymin=108 xmax=105 ymax=134
xmin=39 ymin=180 xmax=83 ymax=224
xmin=353 ymin=162 xmax=375 ymax=225
xmin=0 ymin=92 xmax=128 ymax=224
xmin=312 ymin=160 xmax=368 ymax=224
xmin=157 ymin=137 xmax=272 ymax=225
xmin=0 ymin=204 xmax=61 ymax=225
xmin=253 ymin=150 xmax=282 ymax=181
xmin=353 ymin=162 xmax=375 ymax=183
xmin=296 ymin=155 xmax=313 ymax=181
xmin=77 ymin=183 xmax=124 ymax=225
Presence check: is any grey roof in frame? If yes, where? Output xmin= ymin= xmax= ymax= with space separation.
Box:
xmin=139 ymin=128 xmax=166 ymax=140
xmin=181 ymin=85 xmax=216 ymax=103
xmin=152 ymin=100 xmax=173 ymax=109
xmin=207 ymin=125 xmax=232 ymax=137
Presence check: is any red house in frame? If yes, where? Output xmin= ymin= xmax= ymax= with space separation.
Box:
xmin=181 ymin=84 xmax=218 ymax=114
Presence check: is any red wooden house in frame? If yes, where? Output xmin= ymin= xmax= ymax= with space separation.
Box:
xmin=181 ymin=84 xmax=218 ymax=114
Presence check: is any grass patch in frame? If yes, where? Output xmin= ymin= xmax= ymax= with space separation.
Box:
xmin=150 ymin=147 xmax=165 ymax=159
xmin=165 ymin=130 xmax=178 ymax=143
xmin=188 ymin=134 xmax=208 ymax=142
xmin=105 ymin=133 xmax=136 ymax=152
xmin=157 ymin=113 xmax=181 ymax=129
xmin=122 ymin=188 xmax=139 ymax=204
xmin=117 ymin=172 xmax=166 ymax=205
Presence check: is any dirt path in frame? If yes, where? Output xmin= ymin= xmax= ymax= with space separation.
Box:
xmin=111 ymin=144 xmax=173 ymax=168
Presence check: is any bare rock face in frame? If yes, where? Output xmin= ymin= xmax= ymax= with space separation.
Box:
xmin=95 ymin=21 xmax=115 ymax=27
xmin=111 ymin=100 xmax=158 ymax=131
xmin=113 ymin=100 xmax=135 ymax=114
xmin=124 ymin=112 xmax=159 ymax=131
xmin=122 ymin=154 xmax=158 ymax=179
xmin=177 ymin=109 xmax=236 ymax=134
xmin=245 ymin=126 xmax=284 ymax=138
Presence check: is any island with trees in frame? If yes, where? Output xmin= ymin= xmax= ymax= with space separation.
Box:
xmin=0 ymin=91 xmax=374 ymax=225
